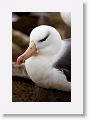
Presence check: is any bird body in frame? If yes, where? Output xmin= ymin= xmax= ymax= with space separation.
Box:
xmin=17 ymin=25 xmax=71 ymax=92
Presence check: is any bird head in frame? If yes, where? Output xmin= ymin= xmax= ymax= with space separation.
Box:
xmin=16 ymin=25 xmax=62 ymax=65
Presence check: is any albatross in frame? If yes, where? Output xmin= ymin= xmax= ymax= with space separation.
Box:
xmin=60 ymin=12 xmax=71 ymax=27
xmin=16 ymin=25 xmax=71 ymax=92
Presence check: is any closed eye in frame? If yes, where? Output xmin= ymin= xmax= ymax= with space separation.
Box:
xmin=38 ymin=34 xmax=49 ymax=42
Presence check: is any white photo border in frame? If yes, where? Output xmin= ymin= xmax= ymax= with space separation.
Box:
xmin=0 ymin=0 xmax=83 ymax=114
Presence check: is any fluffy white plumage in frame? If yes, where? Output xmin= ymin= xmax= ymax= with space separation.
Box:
xmin=24 ymin=25 xmax=71 ymax=91
xmin=60 ymin=12 xmax=71 ymax=27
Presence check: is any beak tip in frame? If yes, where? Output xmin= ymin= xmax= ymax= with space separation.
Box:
xmin=16 ymin=56 xmax=23 ymax=65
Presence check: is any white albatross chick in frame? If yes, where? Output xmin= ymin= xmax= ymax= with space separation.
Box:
xmin=17 ymin=25 xmax=71 ymax=92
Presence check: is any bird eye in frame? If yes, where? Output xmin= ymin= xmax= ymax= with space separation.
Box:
xmin=38 ymin=34 xmax=49 ymax=42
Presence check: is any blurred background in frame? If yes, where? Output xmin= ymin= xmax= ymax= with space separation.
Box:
xmin=12 ymin=12 xmax=71 ymax=102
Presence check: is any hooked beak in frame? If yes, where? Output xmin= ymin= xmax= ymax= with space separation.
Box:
xmin=16 ymin=41 xmax=37 ymax=65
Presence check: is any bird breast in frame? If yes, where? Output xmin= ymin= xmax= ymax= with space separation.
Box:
xmin=25 ymin=56 xmax=54 ymax=83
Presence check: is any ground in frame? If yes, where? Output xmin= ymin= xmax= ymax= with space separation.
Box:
xmin=12 ymin=77 xmax=71 ymax=102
